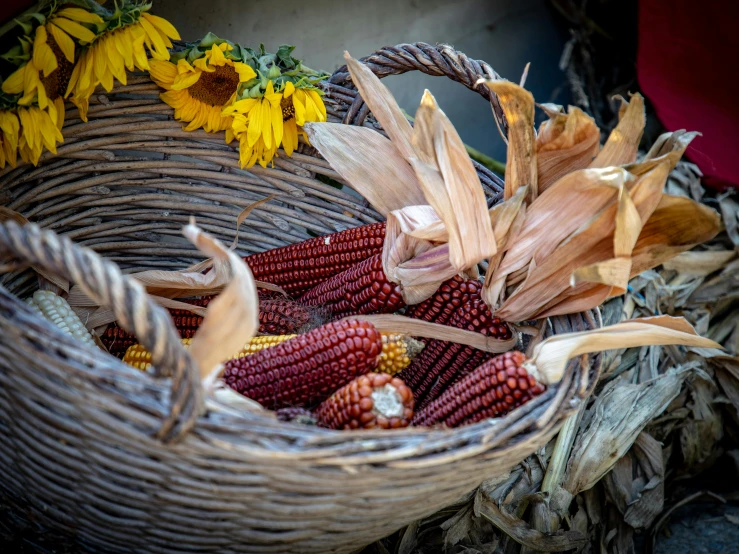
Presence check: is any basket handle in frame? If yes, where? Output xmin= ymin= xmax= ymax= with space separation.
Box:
xmin=0 ymin=220 xmax=202 ymax=443
xmin=327 ymin=42 xmax=506 ymax=131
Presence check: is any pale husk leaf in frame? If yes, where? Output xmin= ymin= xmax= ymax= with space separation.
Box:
xmin=183 ymin=222 xmax=259 ymax=379
xmin=536 ymin=105 xmax=600 ymax=192
xmin=304 ymin=122 xmax=425 ymax=215
xmin=589 ymin=94 xmax=645 ymax=168
xmin=527 ymin=316 xmax=721 ymax=385
xmin=344 ymin=52 xmax=416 ymax=161
xmin=347 ymin=314 xmax=517 ymax=353
xmin=228 ymin=195 xmax=275 ymax=250
xmin=0 ymin=206 xmax=70 ymax=292
xmin=629 ymin=195 xmax=722 ymax=278
xmin=564 ymin=365 xmax=695 ymax=495
xmin=477 ymin=79 xmax=537 ymax=201
xmin=432 ymin=103 xmax=498 ymax=269
xmin=492 ymin=162 xmax=675 ymax=320
xmin=489 ymin=167 xmax=631 ymax=296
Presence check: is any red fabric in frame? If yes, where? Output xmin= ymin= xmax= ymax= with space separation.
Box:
xmin=637 ymin=0 xmax=739 ymax=191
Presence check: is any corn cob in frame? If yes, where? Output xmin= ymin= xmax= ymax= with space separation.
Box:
xmin=404 ymin=275 xmax=482 ymax=325
xmin=412 ymin=351 xmax=546 ymax=427
xmin=122 ymin=332 xmax=418 ymax=374
xmin=276 ymin=407 xmax=317 ymax=425
xmin=102 ymin=297 xmax=314 ymax=356
xmin=378 ymin=333 xmax=424 ymax=375
xmin=258 ymin=298 xmax=315 ymax=335
xmin=25 ymin=291 xmax=96 ymax=346
xmin=299 ymin=253 xmax=404 ymax=317
xmin=122 ymin=335 xmax=295 ymax=371
xmin=398 ymin=298 xmax=513 ymax=410
xmin=314 ymin=373 xmax=415 ymax=430
xmin=223 ymin=319 xmax=383 ymax=409
xmin=244 ymin=222 xmax=386 ymax=296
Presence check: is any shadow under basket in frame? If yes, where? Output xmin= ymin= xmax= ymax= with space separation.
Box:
xmin=0 ymin=43 xmax=602 ymax=553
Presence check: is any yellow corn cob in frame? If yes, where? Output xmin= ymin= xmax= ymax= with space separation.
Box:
xmin=25 ymin=290 xmax=96 ymax=346
xmin=378 ymin=333 xmax=424 ymax=375
xmin=123 ymin=335 xmax=295 ymax=371
xmin=123 ymin=332 xmax=424 ymax=374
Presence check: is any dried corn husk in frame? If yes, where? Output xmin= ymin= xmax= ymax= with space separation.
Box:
xmin=589 ymin=94 xmax=645 ymax=168
xmin=477 ymin=79 xmax=537 ymax=201
xmin=535 ymin=104 xmax=600 ymax=192
xmin=306 ymin=53 xmax=498 ymax=302
xmin=527 ymin=316 xmax=721 ymax=385
xmin=182 ymin=220 xmax=259 ymax=379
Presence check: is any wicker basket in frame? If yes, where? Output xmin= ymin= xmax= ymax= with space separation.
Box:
xmin=0 ymin=43 xmax=602 ymax=553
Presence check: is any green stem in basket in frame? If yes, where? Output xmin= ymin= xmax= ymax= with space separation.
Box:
xmin=465 ymin=144 xmax=506 ymax=175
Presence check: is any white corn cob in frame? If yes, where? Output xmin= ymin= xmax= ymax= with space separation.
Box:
xmin=26 ymin=290 xmax=96 ymax=346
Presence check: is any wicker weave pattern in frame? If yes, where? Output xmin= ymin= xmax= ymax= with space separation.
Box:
xmin=0 ymin=43 xmax=601 ymax=553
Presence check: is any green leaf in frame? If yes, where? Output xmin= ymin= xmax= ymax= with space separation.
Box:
xmin=0 ymin=44 xmax=31 ymax=66
xmin=187 ymin=46 xmax=203 ymax=64
xmin=199 ymin=32 xmax=222 ymax=48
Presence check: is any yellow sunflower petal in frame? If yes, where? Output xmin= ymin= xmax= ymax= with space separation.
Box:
xmin=52 ymin=17 xmax=97 ymax=43
xmin=247 ymin=99 xmax=266 ymax=147
xmin=33 ymin=26 xmax=58 ymax=77
xmin=233 ymin=62 xmax=257 ymax=83
xmin=307 ymin=90 xmax=327 ymax=121
xmin=137 ymin=17 xmax=169 ymax=60
xmin=48 ymin=23 xmax=75 ymax=63
xmin=114 ymin=30 xmax=135 ymax=71
xmin=56 ymin=7 xmax=104 ymax=25
xmin=209 ymin=43 xmax=226 ymax=66
xmin=1 ymin=66 xmax=25 ymax=95
xmin=225 ymin=128 xmax=235 ymax=144
xmin=282 ymin=118 xmax=298 ymax=155
xmin=18 ymin=108 xmax=35 ymax=150
xmin=292 ymin=91 xmax=306 ymax=126
xmin=193 ymin=57 xmax=214 ymax=72
xmin=141 ymin=13 xmax=181 ymax=41
xmin=53 ymin=96 xmax=65 ymax=131
xmin=271 ymin=101 xmax=283 ymax=148
xmin=260 ymin=100 xmax=273 ymax=149
xmin=172 ymin=71 xmax=202 ymax=90
xmin=149 ymin=59 xmax=177 ymax=88
xmin=228 ymin=97 xmax=258 ymax=114
xmin=131 ymin=32 xmax=149 ymax=71
xmin=283 ymin=81 xmax=295 ymax=98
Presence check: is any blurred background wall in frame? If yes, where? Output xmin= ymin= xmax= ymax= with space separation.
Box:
xmin=154 ymin=0 xmax=570 ymax=162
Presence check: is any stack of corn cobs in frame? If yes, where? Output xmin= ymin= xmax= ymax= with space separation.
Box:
xmin=102 ymin=222 xmax=538 ymax=430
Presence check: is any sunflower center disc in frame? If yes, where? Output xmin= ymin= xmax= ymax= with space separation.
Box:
xmin=281 ymin=97 xmax=295 ymax=122
xmin=42 ymin=35 xmax=74 ymax=100
xmin=188 ymin=64 xmax=240 ymax=106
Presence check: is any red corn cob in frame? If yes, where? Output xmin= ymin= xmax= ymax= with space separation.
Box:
xmin=102 ymin=297 xmax=315 ymax=356
xmin=222 ymin=319 xmax=382 ymax=409
xmin=244 ymin=222 xmax=386 ymax=296
xmin=299 ymin=253 xmax=404 ymax=318
xmin=404 ymin=275 xmax=483 ymax=325
xmin=412 ymin=351 xmax=546 ymax=427
xmin=101 ymin=297 xmax=212 ymax=356
xmin=398 ymin=298 xmax=513 ymax=410
xmin=258 ymin=298 xmax=317 ymax=335
xmin=314 ymin=373 xmax=415 ymax=430
xmin=276 ymin=407 xmax=317 ymax=425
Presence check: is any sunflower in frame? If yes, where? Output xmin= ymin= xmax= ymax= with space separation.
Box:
xmin=0 ymin=110 xmax=20 ymax=169
xmin=66 ymin=12 xmax=180 ymax=121
xmin=222 ymin=80 xmax=327 ymax=168
xmin=150 ymin=42 xmax=256 ymax=132
xmin=15 ymin=105 xmax=64 ymax=166
xmin=1 ymin=25 xmax=74 ymax=123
